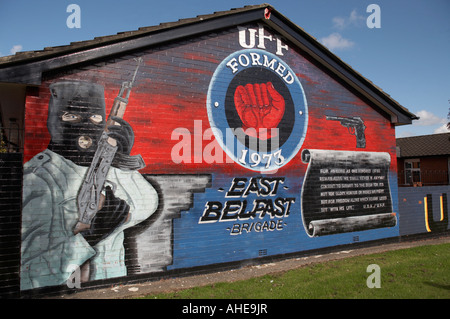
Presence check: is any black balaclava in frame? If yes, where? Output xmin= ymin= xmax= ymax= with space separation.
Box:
xmin=47 ymin=81 xmax=106 ymax=166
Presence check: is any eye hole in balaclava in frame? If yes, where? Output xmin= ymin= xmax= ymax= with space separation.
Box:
xmin=47 ymin=81 xmax=106 ymax=166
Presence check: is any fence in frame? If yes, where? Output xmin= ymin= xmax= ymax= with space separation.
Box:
xmin=0 ymin=126 xmax=23 ymax=153
xmin=0 ymin=153 xmax=23 ymax=298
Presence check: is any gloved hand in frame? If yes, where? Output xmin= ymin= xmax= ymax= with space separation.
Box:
xmin=80 ymin=186 xmax=130 ymax=246
xmin=234 ymin=82 xmax=285 ymax=140
xmin=106 ymin=116 xmax=135 ymax=155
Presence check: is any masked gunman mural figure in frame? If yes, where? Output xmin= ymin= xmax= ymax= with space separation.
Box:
xmin=20 ymin=66 xmax=158 ymax=290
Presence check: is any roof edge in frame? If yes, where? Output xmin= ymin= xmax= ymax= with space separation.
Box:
xmin=0 ymin=3 xmax=416 ymax=124
xmin=0 ymin=4 xmax=271 ymax=68
xmin=262 ymin=9 xmax=417 ymax=123
xmin=0 ymin=4 xmax=271 ymax=85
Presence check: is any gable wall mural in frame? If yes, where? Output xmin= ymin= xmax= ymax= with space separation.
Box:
xmin=20 ymin=23 xmax=415 ymax=293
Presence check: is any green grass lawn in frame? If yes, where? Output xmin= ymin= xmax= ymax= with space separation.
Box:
xmin=140 ymin=243 xmax=450 ymax=299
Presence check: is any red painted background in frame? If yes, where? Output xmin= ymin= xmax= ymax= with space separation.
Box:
xmin=23 ymin=24 xmax=397 ymax=176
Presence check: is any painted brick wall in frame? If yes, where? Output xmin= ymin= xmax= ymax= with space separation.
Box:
xmin=17 ymin=23 xmax=432 ymax=296
xmin=399 ymin=186 xmax=449 ymax=236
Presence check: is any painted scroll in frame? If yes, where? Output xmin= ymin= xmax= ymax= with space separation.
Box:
xmin=301 ymin=149 xmax=396 ymax=237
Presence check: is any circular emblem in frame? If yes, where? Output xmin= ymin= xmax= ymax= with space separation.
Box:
xmin=207 ymin=49 xmax=308 ymax=172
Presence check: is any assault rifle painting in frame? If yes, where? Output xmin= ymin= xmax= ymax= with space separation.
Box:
xmin=76 ymin=58 xmax=145 ymax=232
xmin=20 ymin=60 xmax=158 ymax=290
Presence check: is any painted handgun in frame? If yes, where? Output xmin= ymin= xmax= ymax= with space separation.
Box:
xmin=326 ymin=115 xmax=366 ymax=148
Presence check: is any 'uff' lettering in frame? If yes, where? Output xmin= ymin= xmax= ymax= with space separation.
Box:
xmin=238 ymin=25 xmax=288 ymax=56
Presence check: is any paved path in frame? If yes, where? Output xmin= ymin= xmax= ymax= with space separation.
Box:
xmin=51 ymin=234 xmax=450 ymax=299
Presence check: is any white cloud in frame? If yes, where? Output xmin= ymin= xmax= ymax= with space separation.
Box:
xmin=332 ymin=9 xmax=365 ymax=30
xmin=434 ymin=124 xmax=449 ymax=134
xmin=414 ymin=110 xmax=446 ymax=126
xmin=396 ymin=109 xmax=448 ymax=137
xmin=396 ymin=130 xmax=415 ymax=138
xmin=332 ymin=17 xmax=346 ymax=29
xmin=320 ymin=33 xmax=355 ymax=51
xmin=10 ymin=44 xmax=23 ymax=55
xmin=320 ymin=9 xmax=366 ymax=52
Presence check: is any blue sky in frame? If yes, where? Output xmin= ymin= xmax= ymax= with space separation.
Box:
xmin=1 ymin=0 xmax=448 ymax=137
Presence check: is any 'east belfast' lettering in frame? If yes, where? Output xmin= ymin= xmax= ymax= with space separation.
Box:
xmin=199 ymin=197 xmax=295 ymax=223
xmin=198 ymin=176 xmax=295 ymax=237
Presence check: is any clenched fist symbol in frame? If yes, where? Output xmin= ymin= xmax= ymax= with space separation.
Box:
xmin=234 ymin=82 xmax=285 ymax=140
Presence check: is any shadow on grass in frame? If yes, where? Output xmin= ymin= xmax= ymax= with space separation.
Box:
xmin=423 ymin=282 xmax=450 ymax=291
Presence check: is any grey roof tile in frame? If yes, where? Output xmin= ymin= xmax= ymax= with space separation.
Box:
xmin=397 ymin=133 xmax=450 ymax=157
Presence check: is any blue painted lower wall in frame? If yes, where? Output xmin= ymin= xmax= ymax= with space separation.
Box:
xmin=399 ymin=186 xmax=450 ymax=236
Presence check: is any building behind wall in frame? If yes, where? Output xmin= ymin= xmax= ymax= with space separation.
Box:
xmin=0 ymin=4 xmax=429 ymax=298
xmin=397 ymin=133 xmax=450 ymax=187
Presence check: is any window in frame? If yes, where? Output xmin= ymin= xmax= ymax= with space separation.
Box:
xmin=405 ymin=159 xmax=421 ymax=186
